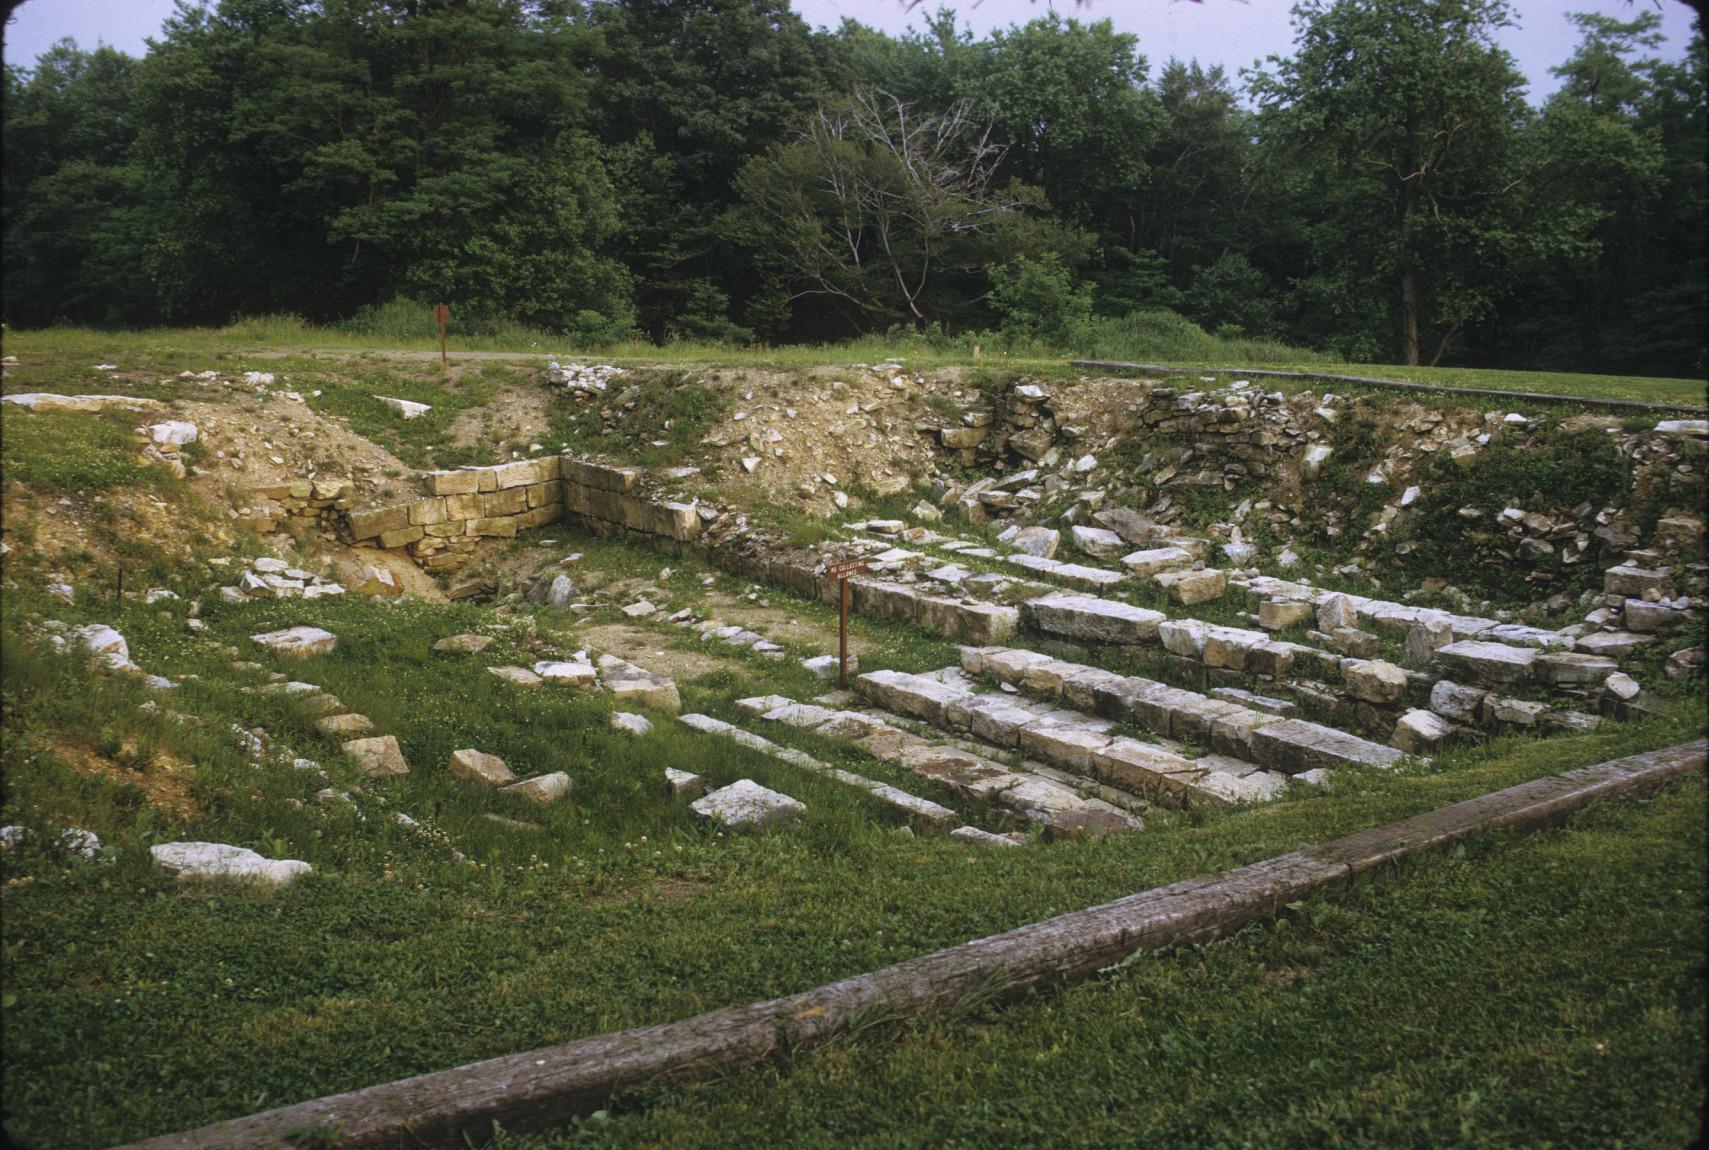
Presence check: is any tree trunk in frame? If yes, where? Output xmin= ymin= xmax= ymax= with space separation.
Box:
xmin=1400 ymin=263 xmax=1421 ymax=366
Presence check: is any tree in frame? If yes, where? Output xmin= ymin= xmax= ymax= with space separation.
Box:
xmin=1251 ymin=0 xmax=1531 ymax=365
xmin=737 ymin=89 xmax=1051 ymax=332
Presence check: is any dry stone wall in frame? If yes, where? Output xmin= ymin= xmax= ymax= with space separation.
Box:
xmin=337 ymin=455 xmax=702 ymax=573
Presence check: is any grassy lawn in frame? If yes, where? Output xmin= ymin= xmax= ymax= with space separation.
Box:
xmin=1109 ymin=361 xmax=1707 ymax=408
xmin=8 ymin=326 xmax=1702 ymax=407
xmin=1 ymin=533 xmax=1703 ymax=1147
xmin=504 ymin=774 xmax=1705 ymax=1150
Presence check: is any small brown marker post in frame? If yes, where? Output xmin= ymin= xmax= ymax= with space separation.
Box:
xmin=823 ymin=558 xmax=868 ymax=688
xmin=434 ymin=302 xmax=450 ymax=370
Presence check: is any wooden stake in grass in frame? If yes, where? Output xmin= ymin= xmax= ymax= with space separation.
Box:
xmin=434 ymin=303 xmax=450 ymax=370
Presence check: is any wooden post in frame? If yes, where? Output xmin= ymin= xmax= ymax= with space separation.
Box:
xmin=434 ymin=303 xmax=450 ymax=370
xmin=839 ymin=577 xmax=849 ymax=688
xmin=823 ymin=558 xmax=868 ymax=690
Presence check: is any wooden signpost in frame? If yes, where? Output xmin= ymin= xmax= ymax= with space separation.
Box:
xmin=434 ymin=303 xmax=450 ymax=370
xmin=823 ymin=557 xmax=869 ymax=688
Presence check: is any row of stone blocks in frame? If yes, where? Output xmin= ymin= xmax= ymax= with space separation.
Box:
xmin=717 ymin=547 xmax=1022 ymax=646
xmin=958 ymin=646 xmax=1406 ymax=776
xmin=340 ymin=454 xmax=703 ymax=561
xmin=853 ymin=669 xmax=1284 ymax=807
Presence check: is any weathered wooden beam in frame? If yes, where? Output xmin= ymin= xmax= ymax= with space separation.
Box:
xmin=115 ymin=739 xmax=1705 ymax=1150
xmin=1070 ymin=360 xmax=1708 ymax=414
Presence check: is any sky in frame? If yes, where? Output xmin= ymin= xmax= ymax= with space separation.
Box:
xmin=2 ymin=0 xmax=1701 ymax=103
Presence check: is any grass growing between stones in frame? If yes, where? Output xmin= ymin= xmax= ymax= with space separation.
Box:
xmin=509 ymin=773 xmax=1705 ymax=1150
xmin=3 ymin=539 xmax=1702 ymax=1149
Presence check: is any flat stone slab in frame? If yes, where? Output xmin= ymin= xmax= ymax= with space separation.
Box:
xmin=691 ymin=779 xmax=806 ymax=830
xmin=611 ymin=712 xmax=654 ymax=737
xmin=1119 ymin=547 xmax=1195 ymax=577
xmin=1574 ymin=631 xmax=1656 ymax=657
xmin=343 ymin=735 xmax=410 ymax=778
xmin=488 ymin=665 xmax=543 ymax=688
xmin=1433 ymin=640 xmax=1536 ymax=684
xmin=949 ymin=825 xmax=1023 ymax=847
xmin=450 ymin=748 xmax=515 ymax=786
xmin=251 ymin=626 xmax=337 ymax=659
xmin=1250 ymin=719 xmax=1405 ymax=774
xmin=502 ymin=772 xmax=572 ymax=804
xmin=533 ymin=660 xmax=599 ymax=688
xmin=1534 ymin=651 xmax=1620 ymax=684
xmin=150 ymin=842 xmax=311 ymax=886
xmin=665 ymin=767 xmax=702 ymax=797
xmin=1023 ymin=592 xmax=1165 ymax=646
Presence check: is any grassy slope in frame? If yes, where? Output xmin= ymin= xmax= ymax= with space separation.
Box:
xmin=1 ymin=537 xmax=1702 ymax=1147
xmin=5 ymin=326 xmax=1702 ymax=406
xmin=508 ymin=776 xmax=1706 ymax=1150
xmin=2 ymin=330 xmax=1703 ymax=1146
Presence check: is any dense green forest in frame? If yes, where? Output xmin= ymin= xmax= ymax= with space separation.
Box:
xmin=3 ymin=0 xmax=1704 ymax=375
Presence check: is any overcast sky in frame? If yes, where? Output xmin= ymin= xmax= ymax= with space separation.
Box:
xmin=3 ymin=0 xmax=1701 ymax=103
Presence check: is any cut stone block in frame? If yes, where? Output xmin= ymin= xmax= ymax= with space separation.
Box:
xmin=1402 ymin=617 xmax=1454 ymax=668
xmin=1070 ymin=525 xmax=1127 ymax=559
xmin=250 ymin=626 xmax=337 ymax=659
xmin=1119 ymin=547 xmax=1194 ymax=577
xmin=1482 ymin=696 xmax=1548 ymax=726
xmin=665 ymin=768 xmax=702 ymax=798
xmin=1258 ymin=600 xmax=1314 ymax=630
xmin=315 ymin=712 xmax=374 ymax=737
xmin=1249 ymin=719 xmax=1405 ymax=774
xmin=450 ymin=748 xmax=515 ymax=786
xmin=1317 ymin=593 xmax=1358 ymax=631
xmin=1023 ymin=592 xmax=1164 ymax=646
xmin=1603 ymin=564 xmax=1670 ymax=597
xmin=1154 ymin=568 xmax=1226 ymax=605
xmin=1428 ymin=680 xmax=1487 ymax=723
xmin=533 ymin=660 xmax=599 ymax=689
xmin=1392 ymin=709 xmax=1455 ymax=755
xmin=1343 ymin=659 xmax=1409 ymax=705
xmin=502 ymin=771 xmax=571 ymax=804
xmin=1573 ymin=631 xmax=1656 ymax=657
xmin=1623 ymin=599 xmax=1691 ymax=633
xmin=343 ymin=735 xmax=410 ymax=778
xmin=691 ymin=779 xmax=805 ymax=830
xmin=1534 ymin=651 xmax=1620 ymax=685
xmin=949 ymin=825 xmax=1022 ymax=847
xmin=1433 ymin=640 xmax=1536 ymax=685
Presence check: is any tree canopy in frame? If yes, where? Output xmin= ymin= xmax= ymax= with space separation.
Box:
xmin=3 ymin=0 xmax=1703 ymax=376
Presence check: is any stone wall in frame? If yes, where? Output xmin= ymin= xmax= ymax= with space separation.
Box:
xmin=339 ymin=455 xmax=701 ymax=573
xmin=242 ymin=478 xmax=357 ymax=538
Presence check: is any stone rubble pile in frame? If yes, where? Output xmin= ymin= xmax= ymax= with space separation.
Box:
xmin=548 ymin=362 xmax=624 ymax=394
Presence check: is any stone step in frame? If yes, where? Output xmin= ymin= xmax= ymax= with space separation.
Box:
xmin=855 ymin=668 xmax=1284 ymax=806
xmin=736 ymin=696 xmax=1142 ymax=837
xmin=677 ymin=713 xmax=957 ymax=829
xmin=1234 ymin=575 xmax=1570 ymax=651
xmin=961 ymin=646 xmax=1406 ymax=775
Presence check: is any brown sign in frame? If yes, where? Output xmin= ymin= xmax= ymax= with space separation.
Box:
xmin=824 ymin=558 xmax=869 ymax=580
xmin=434 ymin=303 xmax=450 ymax=326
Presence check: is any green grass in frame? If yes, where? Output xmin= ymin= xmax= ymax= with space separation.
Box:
xmin=10 ymin=326 xmax=1700 ymax=406
xmin=2 ymin=532 xmax=1702 ymax=1147
xmin=498 ymin=774 xmax=1706 ymax=1150
xmin=550 ymin=368 xmax=733 ymax=468
xmin=0 ymin=409 xmax=169 ymax=493
xmin=1143 ymin=362 xmax=1707 ymax=409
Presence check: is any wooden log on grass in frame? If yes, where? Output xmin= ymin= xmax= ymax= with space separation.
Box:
xmin=116 ymin=739 xmax=1705 ymax=1150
